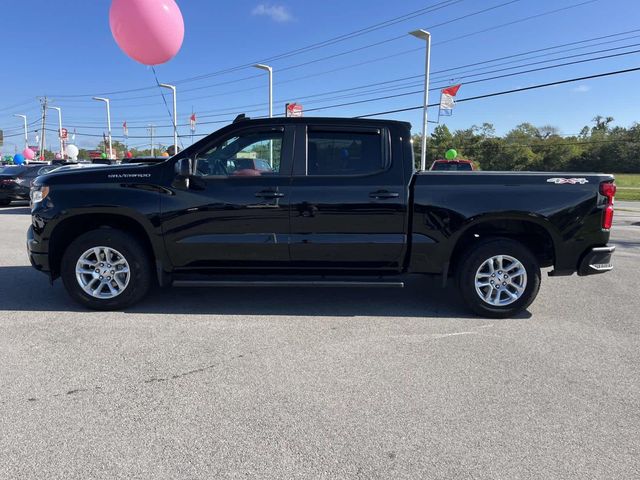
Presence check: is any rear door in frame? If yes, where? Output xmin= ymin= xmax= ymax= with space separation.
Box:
xmin=288 ymin=123 xmax=408 ymax=270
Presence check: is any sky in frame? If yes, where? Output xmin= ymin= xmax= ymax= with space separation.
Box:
xmin=0 ymin=0 xmax=639 ymax=153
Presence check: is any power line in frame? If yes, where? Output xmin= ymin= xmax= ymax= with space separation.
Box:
xmin=58 ymin=45 xmax=640 ymax=131
xmin=49 ymin=0 xmax=595 ymax=101
xmin=289 ymin=48 xmax=640 ymax=115
xmin=54 ymin=29 xmax=640 ymax=127
xmin=356 ymin=66 xmax=640 ymax=118
xmin=47 ymin=0 xmax=467 ymax=99
xmin=57 ymin=66 xmax=640 ymax=142
xmin=147 ymin=0 xmax=592 ymax=96
xmin=57 ymin=9 xmax=626 ymax=118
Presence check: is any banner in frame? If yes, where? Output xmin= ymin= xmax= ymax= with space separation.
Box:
xmin=439 ymin=84 xmax=462 ymax=116
xmin=123 ymin=121 xmax=129 ymax=137
xmin=285 ymin=103 xmax=303 ymax=117
xmin=190 ymin=113 xmax=196 ymax=133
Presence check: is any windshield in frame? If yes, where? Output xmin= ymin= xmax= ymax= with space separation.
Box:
xmin=37 ymin=166 xmax=59 ymax=175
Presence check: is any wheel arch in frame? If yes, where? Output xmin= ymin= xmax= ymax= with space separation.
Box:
xmin=447 ymin=214 xmax=558 ymax=277
xmin=48 ymin=211 xmax=164 ymax=283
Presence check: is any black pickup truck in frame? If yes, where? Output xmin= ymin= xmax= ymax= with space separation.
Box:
xmin=27 ymin=117 xmax=616 ymax=317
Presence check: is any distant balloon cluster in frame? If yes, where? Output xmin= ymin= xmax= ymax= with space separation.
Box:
xmin=110 ymin=0 xmax=184 ymax=66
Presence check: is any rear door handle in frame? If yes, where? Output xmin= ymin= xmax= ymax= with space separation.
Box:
xmin=255 ymin=190 xmax=285 ymax=199
xmin=369 ymin=190 xmax=400 ymax=199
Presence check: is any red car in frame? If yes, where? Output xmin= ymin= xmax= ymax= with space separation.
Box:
xmin=429 ymin=159 xmax=476 ymax=171
xmin=230 ymin=158 xmax=274 ymax=176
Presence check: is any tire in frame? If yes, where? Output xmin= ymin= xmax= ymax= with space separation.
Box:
xmin=457 ymin=238 xmax=541 ymax=318
xmin=0 ymin=199 xmax=11 ymax=207
xmin=60 ymin=229 xmax=153 ymax=310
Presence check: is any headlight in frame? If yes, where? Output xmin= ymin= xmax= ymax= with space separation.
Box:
xmin=30 ymin=185 xmax=50 ymax=204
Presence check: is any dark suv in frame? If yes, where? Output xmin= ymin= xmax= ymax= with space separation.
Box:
xmin=0 ymin=165 xmax=56 ymax=206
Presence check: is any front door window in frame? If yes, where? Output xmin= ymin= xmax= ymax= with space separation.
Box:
xmin=194 ymin=131 xmax=284 ymax=177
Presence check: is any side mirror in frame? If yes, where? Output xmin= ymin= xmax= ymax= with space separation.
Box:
xmin=175 ymin=158 xmax=193 ymax=177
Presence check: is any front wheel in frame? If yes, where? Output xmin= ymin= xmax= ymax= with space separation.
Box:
xmin=61 ymin=229 xmax=153 ymax=310
xmin=457 ymin=238 xmax=541 ymax=318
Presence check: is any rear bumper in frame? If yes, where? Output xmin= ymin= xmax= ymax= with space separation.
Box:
xmin=577 ymin=245 xmax=615 ymax=276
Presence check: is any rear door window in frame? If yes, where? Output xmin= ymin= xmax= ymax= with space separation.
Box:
xmin=307 ymin=130 xmax=385 ymax=176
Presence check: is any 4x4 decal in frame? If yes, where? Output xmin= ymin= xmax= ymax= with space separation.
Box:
xmin=546 ymin=178 xmax=589 ymax=185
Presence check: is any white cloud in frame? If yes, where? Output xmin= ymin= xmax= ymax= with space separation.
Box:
xmin=252 ymin=4 xmax=293 ymax=22
xmin=573 ymin=84 xmax=591 ymax=93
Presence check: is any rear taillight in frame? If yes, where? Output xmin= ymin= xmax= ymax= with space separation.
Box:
xmin=600 ymin=181 xmax=616 ymax=230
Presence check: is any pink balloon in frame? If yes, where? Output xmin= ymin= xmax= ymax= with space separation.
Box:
xmin=23 ymin=148 xmax=35 ymax=160
xmin=109 ymin=0 xmax=184 ymax=66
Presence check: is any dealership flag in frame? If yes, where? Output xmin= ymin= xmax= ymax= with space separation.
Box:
xmin=190 ymin=113 xmax=197 ymax=133
xmin=123 ymin=121 xmax=128 ymax=137
xmin=439 ymin=84 xmax=462 ymax=116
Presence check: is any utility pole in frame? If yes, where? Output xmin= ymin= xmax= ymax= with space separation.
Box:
xmin=148 ymin=125 xmax=155 ymax=156
xmin=39 ymin=97 xmax=48 ymax=162
xmin=191 ymin=107 xmax=195 ymax=147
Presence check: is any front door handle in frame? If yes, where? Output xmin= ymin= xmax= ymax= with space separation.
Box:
xmin=369 ymin=190 xmax=400 ymax=200
xmin=255 ymin=190 xmax=285 ymax=199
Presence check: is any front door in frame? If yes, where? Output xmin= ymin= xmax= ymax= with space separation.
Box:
xmin=288 ymin=124 xmax=408 ymax=271
xmin=161 ymin=125 xmax=294 ymax=270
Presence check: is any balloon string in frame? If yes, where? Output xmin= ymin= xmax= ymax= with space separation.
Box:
xmin=151 ymin=66 xmax=184 ymax=150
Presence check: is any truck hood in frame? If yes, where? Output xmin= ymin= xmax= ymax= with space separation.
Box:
xmin=35 ymin=163 xmax=165 ymax=186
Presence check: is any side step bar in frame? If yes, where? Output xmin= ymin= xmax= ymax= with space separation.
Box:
xmin=173 ymin=279 xmax=405 ymax=288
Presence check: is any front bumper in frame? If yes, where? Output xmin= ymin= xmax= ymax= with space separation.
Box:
xmin=27 ymin=225 xmax=50 ymax=273
xmin=577 ymin=245 xmax=615 ymax=276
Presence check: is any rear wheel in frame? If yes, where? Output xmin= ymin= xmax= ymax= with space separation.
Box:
xmin=457 ymin=238 xmax=541 ymax=318
xmin=61 ymin=229 xmax=152 ymax=310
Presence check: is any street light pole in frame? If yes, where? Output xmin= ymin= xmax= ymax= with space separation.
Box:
xmin=254 ymin=64 xmax=274 ymax=165
xmin=93 ymin=97 xmax=113 ymax=160
xmin=253 ymin=64 xmax=273 ymax=118
xmin=13 ymin=114 xmax=28 ymax=151
xmin=47 ymin=107 xmax=64 ymax=159
xmin=159 ymin=83 xmax=178 ymax=155
xmin=410 ymin=29 xmax=432 ymax=171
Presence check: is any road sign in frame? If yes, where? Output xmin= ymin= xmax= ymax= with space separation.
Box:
xmin=60 ymin=128 xmax=68 ymax=140
xmin=285 ymin=103 xmax=303 ymax=117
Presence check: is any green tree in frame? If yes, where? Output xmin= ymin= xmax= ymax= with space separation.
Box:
xmin=96 ymin=139 xmax=127 ymax=158
xmin=409 ymin=117 xmax=639 ymax=173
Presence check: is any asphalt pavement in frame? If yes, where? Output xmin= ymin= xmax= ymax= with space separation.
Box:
xmin=0 ymin=202 xmax=638 ymax=479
